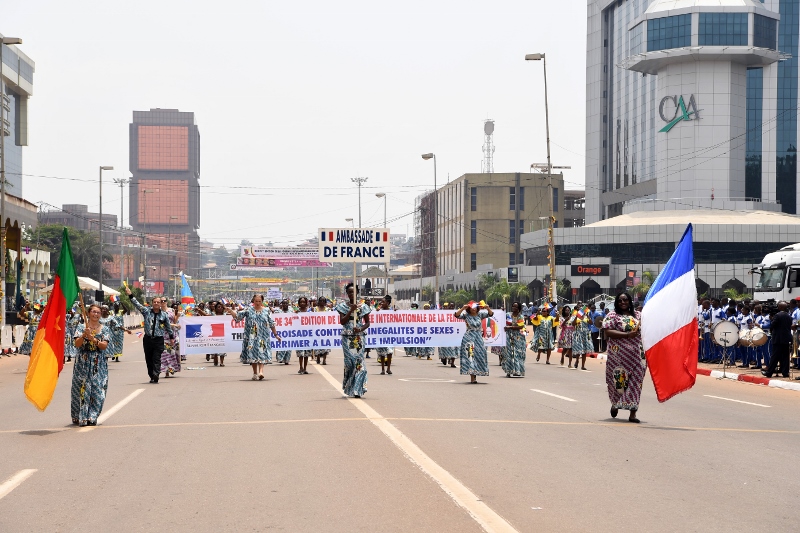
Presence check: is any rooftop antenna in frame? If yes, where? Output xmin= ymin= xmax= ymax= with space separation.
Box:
xmin=482 ymin=119 xmax=495 ymax=173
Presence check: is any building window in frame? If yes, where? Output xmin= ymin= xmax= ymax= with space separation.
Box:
xmin=509 ymin=253 xmax=516 ymax=266
xmin=647 ymin=14 xmax=691 ymax=52
xmin=509 ymin=220 xmax=516 ymax=244
xmin=746 ymin=68 xmax=763 ymax=200
xmin=754 ymin=15 xmax=778 ymax=50
xmin=519 ymin=187 xmax=525 ymax=211
xmin=519 ymin=253 xmax=525 ymax=265
xmin=777 ymin=1 xmax=798 ymax=214
xmin=510 ymin=187 xmax=516 ymax=210
xmin=470 ymin=220 xmax=477 ymax=244
xmin=470 ymin=253 xmax=477 ymax=271
xmin=698 ymin=13 xmax=747 ymax=46
xmin=519 ymin=220 xmax=524 ymax=239
xmin=553 ymin=188 xmax=559 ymax=213
xmin=470 ymin=187 xmax=477 ymax=211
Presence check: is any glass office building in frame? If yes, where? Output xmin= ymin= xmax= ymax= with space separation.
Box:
xmin=585 ymin=0 xmax=796 ymax=223
xmin=0 ymin=36 xmax=34 ymax=196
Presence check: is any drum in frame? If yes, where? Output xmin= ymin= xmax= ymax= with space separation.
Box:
xmin=739 ymin=327 xmax=768 ymax=348
xmin=712 ymin=321 xmax=739 ymax=347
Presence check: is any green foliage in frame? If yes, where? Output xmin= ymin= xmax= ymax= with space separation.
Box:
xmin=723 ymin=288 xmax=752 ymax=301
xmin=115 ymin=285 xmax=143 ymax=312
xmin=23 ymin=224 xmax=112 ymax=279
xmin=441 ymin=289 xmax=473 ymax=307
xmin=630 ymin=270 xmax=656 ymax=299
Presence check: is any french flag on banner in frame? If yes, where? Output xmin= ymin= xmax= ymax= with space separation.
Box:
xmin=642 ymin=224 xmax=698 ymax=403
xmin=374 ymin=231 xmax=389 ymax=242
xmin=321 ymin=231 xmax=334 ymax=242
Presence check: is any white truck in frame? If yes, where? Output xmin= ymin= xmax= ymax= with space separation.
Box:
xmin=753 ymin=243 xmax=800 ymax=304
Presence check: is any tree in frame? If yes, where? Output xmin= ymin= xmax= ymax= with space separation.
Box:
xmin=441 ymin=289 xmax=472 ymax=307
xmin=630 ymin=270 xmax=655 ymax=300
xmin=23 ymin=224 xmax=112 ymax=279
xmin=724 ymin=288 xmax=752 ymax=301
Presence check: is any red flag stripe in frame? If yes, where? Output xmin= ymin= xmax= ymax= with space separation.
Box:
xmin=645 ymin=318 xmax=698 ymax=403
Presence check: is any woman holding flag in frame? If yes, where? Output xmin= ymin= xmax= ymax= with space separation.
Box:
xmin=336 ymin=283 xmax=372 ymax=397
xmin=602 ymin=292 xmax=644 ymax=423
xmin=71 ymin=304 xmax=111 ymax=426
xmin=502 ymin=301 xmax=527 ymax=377
xmin=455 ymin=301 xmax=493 ymax=383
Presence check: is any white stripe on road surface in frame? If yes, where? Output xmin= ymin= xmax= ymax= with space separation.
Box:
xmin=78 ymin=388 xmax=145 ymax=432
xmin=0 ymin=469 xmax=36 ymax=500
xmin=531 ymin=389 xmax=577 ymax=402
xmin=315 ymin=365 xmax=518 ymax=533
xmin=704 ymin=395 xmax=770 ymax=408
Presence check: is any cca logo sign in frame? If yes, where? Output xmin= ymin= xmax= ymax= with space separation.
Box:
xmin=659 ymin=95 xmax=700 ymax=133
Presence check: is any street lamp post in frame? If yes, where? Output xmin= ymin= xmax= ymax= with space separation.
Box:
xmin=0 ymin=37 xmax=22 ymax=328
xmin=345 ymin=217 xmax=355 ymax=292
xmin=421 ymin=153 xmax=438 ymax=306
xmin=113 ymin=177 xmax=129 ymax=287
xmin=141 ymin=189 xmax=158 ymax=297
xmin=525 ymin=52 xmax=556 ymax=302
xmin=167 ymin=215 xmax=178 ymax=299
xmin=376 ymin=193 xmax=387 ymax=295
xmin=98 ymin=166 xmax=114 ymax=300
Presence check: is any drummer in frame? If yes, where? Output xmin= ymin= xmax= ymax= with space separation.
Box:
xmin=754 ymin=304 xmax=771 ymax=369
xmin=698 ymin=299 xmax=712 ymax=362
xmin=710 ymin=298 xmax=725 ymax=363
xmin=738 ymin=306 xmax=757 ymax=369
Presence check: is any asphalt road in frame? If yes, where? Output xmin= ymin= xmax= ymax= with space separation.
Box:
xmin=1 ymin=335 xmax=798 ymax=532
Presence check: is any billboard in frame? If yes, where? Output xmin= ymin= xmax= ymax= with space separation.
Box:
xmin=240 ymin=246 xmax=318 ymax=259
xmin=319 ymin=228 xmax=390 ymax=263
xmin=235 ymin=257 xmax=330 ymax=268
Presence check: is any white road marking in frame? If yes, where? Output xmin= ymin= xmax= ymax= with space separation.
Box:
xmin=315 ymin=365 xmax=517 ymax=533
xmin=0 ymin=469 xmax=37 ymax=500
xmin=531 ymin=389 xmax=577 ymax=402
xmin=704 ymin=395 xmax=770 ymax=408
xmin=398 ymin=378 xmax=456 ymax=383
xmin=79 ymin=388 xmax=145 ymax=433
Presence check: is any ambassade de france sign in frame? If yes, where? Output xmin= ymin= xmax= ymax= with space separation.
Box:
xmin=319 ymin=228 xmax=390 ymax=263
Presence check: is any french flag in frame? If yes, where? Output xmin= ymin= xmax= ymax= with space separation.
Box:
xmin=642 ymin=224 xmax=698 ymax=403
xmin=321 ymin=231 xmax=334 ymax=241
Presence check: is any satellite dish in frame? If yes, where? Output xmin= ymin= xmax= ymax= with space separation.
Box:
xmin=484 ymin=120 xmax=494 ymax=135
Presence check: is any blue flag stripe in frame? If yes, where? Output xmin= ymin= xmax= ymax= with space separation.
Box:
xmin=644 ymin=224 xmax=694 ymax=306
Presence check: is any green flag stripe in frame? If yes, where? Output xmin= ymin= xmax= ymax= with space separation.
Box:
xmin=57 ymin=228 xmax=80 ymax=309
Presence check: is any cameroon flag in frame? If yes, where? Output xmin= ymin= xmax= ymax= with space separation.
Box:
xmin=24 ymin=228 xmax=79 ymax=411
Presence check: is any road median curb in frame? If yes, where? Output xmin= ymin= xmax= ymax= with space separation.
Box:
xmin=696 ymin=367 xmax=800 ymax=391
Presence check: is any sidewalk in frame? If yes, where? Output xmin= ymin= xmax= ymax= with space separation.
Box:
xmin=695 ymin=361 xmax=800 ymax=392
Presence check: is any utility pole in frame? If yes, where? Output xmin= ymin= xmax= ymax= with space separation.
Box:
xmin=113 ymin=177 xmax=129 ymax=287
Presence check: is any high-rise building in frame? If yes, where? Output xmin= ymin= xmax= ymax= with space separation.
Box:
xmin=128 ymin=109 xmax=200 ymax=288
xmin=585 ymin=0 xmax=793 ymax=222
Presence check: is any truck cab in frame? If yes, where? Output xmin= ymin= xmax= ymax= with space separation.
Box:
xmin=753 ymin=244 xmax=800 ymax=303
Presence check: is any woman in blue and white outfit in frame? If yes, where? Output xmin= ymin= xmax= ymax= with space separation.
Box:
xmin=375 ymin=295 xmax=395 ymax=375
xmin=335 ymin=283 xmax=371 ymax=397
xmin=314 ymin=297 xmax=331 ymax=365
xmin=65 ymin=308 xmax=81 ymax=363
xmin=455 ymin=301 xmax=493 ymax=383
xmin=295 ymin=297 xmax=314 ymax=375
xmin=438 ymin=302 xmax=459 ymax=368
xmin=71 ymin=304 xmax=111 ymax=426
xmin=274 ymin=300 xmax=293 ymax=365
xmin=228 ymin=294 xmax=282 ymax=381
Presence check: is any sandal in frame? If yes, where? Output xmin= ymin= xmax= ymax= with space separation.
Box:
xmin=220 ymin=363 xmax=225 ymax=367
xmin=387 ymin=370 xmax=392 ymax=375
xmin=628 ymin=417 xmax=640 ymax=423
xmin=610 ymin=407 xmax=618 ymax=418
xmin=258 ymin=374 xmax=265 ymax=380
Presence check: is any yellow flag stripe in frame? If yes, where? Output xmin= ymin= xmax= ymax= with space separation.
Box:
xmin=24 ymin=330 xmax=59 ymax=411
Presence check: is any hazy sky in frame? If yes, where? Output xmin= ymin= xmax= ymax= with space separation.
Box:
xmin=6 ymin=0 xmax=587 ymax=248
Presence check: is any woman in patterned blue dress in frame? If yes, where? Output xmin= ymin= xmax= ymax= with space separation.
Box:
xmin=65 ymin=309 xmax=81 ymax=363
xmin=101 ymin=306 xmax=127 ymax=362
xmin=501 ymin=302 xmax=527 ymax=377
xmin=228 ymin=294 xmax=282 ymax=381
xmin=455 ymin=302 xmax=493 ymax=383
xmin=18 ymin=304 xmax=43 ymax=355
xmin=295 ymin=297 xmax=314 ymax=375
xmin=274 ymin=300 xmax=293 ymax=365
xmin=375 ymin=295 xmax=395 ymax=375
xmin=335 ymin=283 xmax=371 ymax=397
xmin=70 ymin=304 xmax=111 ymax=427
xmin=314 ymin=297 xmax=331 ymax=365
xmin=437 ymin=303 xmax=459 ymax=368
xmin=416 ymin=303 xmax=435 ymax=360
xmin=572 ymin=310 xmax=593 ymax=371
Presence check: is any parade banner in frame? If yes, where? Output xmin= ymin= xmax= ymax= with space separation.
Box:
xmin=235 ymin=256 xmax=331 ymax=268
xmin=179 ymin=310 xmax=506 ymax=355
xmin=319 ymin=228 xmax=390 ymax=262
xmin=240 ymin=246 xmax=319 ymax=258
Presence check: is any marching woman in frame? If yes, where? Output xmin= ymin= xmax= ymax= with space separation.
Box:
xmin=70 ymin=304 xmax=111 ymax=426
xmin=18 ymin=303 xmax=43 ymax=355
xmin=228 ymin=294 xmax=282 ymax=381
xmin=335 ymin=283 xmax=371 ymax=397
xmin=416 ymin=303 xmax=435 ymax=360
xmin=160 ymin=308 xmax=183 ymax=378
xmin=296 ymin=297 xmax=314 ymax=374
xmin=314 ymin=297 xmax=331 ymax=365
xmin=602 ymin=292 xmax=644 ymax=423
xmin=557 ymin=305 xmax=575 ymax=366
xmin=501 ymin=301 xmax=527 ymax=377
xmin=530 ymin=305 xmax=560 ymax=365
xmin=101 ymin=305 xmax=128 ymax=362
xmin=65 ymin=308 xmax=81 ymax=363
xmin=274 ymin=300 xmax=293 ymax=365
xmin=572 ymin=308 xmax=593 ymax=370
xmin=438 ymin=303 xmax=459 ymax=368
xmin=455 ymin=301 xmax=493 ymax=383
xmin=210 ymin=301 xmax=228 ymax=367
xmin=375 ymin=295 xmax=394 ymax=375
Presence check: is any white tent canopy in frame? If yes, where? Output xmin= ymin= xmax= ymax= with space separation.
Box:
xmin=39 ymin=276 xmax=121 ymax=297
